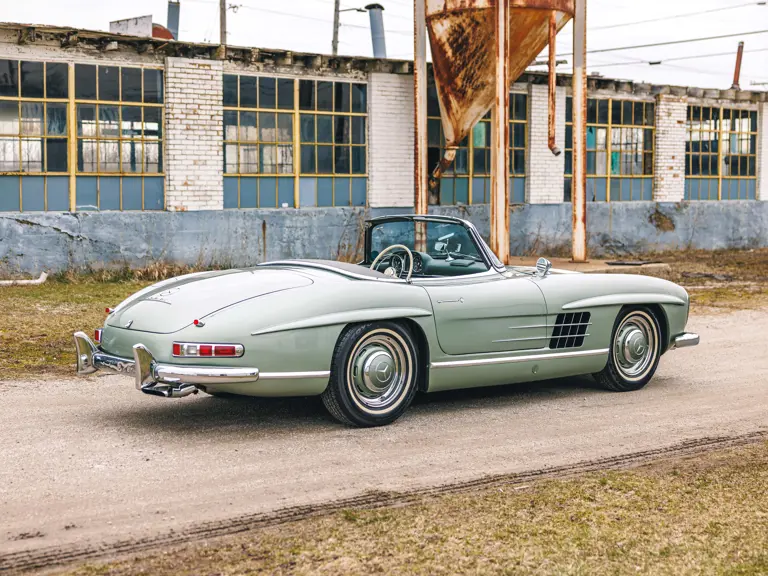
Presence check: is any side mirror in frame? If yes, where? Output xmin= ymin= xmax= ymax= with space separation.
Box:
xmin=536 ymin=257 xmax=552 ymax=278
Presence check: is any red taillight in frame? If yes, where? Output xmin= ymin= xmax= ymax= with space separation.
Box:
xmin=94 ymin=328 xmax=103 ymax=343
xmin=105 ymin=307 xmax=114 ymax=314
xmin=172 ymin=342 xmax=243 ymax=358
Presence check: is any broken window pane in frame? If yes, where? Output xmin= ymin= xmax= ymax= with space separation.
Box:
xmin=46 ymin=138 xmax=67 ymax=172
xmin=20 ymin=61 xmax=44 ymax=98
xmin=0 ymin=60 xmax=18 ymax=97
xmin=46 ymin=63 xmax=68 ymax=99
xmin=121 ymin=68 xmax=142 ymax=102
xmin=76 ymin=64 xmax=96 ymax=99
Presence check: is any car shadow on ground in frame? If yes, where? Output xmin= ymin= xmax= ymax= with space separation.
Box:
xmin=95 ymin=375 xmax=604 ymax=436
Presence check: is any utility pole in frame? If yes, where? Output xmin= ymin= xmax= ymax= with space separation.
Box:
xmin=332 ymin=0 xmax=341 ymax=56
xmin=218 ymin=0 xmax=227 ymax=60
xmin=732 ymin=41 xmax=745 ymax=90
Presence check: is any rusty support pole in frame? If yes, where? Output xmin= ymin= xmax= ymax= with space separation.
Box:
xmin=217 ymin=0 xmax=227 ymax=60
xmin=571 ymin=0 xmax=587 ymax=263
xmin=490 ymin=0 xmax=511 ymax=264
xmin=548 ymin=10 xmax=560 ymax=156
xmin=732 ymin=41 xmax=745 ymax=90
xmin=414 ymin=0 xmax=428 ymax=251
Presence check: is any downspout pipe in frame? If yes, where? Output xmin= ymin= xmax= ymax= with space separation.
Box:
xmin=366 ymin=4 xmax=387 ymax=58
xmin=548 ymin=10 xmax=561 ymax=156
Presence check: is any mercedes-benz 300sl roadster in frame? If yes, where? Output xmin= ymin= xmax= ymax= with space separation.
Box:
xmin=74 ymin=215 xmax=699 ymax=427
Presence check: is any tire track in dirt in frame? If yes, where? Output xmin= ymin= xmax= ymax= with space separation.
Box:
xmin=2 ymin=430 xmax=765 ymax=574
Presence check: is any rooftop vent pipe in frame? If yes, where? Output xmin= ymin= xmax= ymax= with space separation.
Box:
xmin=167 ymin=0 xmax=180 ymax=40
xmin=366 ymin=3 xmax=386 ymax=58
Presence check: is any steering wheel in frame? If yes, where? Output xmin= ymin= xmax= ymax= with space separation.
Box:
xmin=370 ymin=244 xmax=414 ymax=282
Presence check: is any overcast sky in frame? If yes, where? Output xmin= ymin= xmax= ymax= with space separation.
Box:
xmin=4 ymin=0 xmax=767 ymax=89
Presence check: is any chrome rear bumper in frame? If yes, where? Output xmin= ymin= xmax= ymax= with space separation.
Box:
xmin=671 ymin=332 xmax=700 ymax=350
xmin=73 ymin=332 xmax=260 ymax=398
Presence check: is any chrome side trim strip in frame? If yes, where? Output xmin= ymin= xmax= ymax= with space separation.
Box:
xmin=430 ymin=348 xmax=609 ymax=369
xmin=492 ymin=333 xmax=590 ymax=344
xmin=259 ymin=370 xmax=331 ymax=380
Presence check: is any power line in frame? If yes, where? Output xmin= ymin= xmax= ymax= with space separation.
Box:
xmin=562 ymin=29 xmax=768 ymax=57
xmin=586 ymin=47 xmax=768 ymax=69
xmin=589 ymin=2 xmax=763 ymax=32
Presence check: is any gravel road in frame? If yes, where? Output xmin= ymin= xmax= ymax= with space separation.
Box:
xmin=1 ymin=308 xmax=766 ymax=570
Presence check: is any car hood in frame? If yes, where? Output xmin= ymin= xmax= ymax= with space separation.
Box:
xmin=107 ymin=269 xmax=313 ymax=334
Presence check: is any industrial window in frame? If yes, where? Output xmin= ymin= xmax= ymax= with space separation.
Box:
xmin=222 ymin=74 xmax=367 ymax=208
xmin=564 ymin=97 xmax=655 ymax=202
xmin=427 ymin=76 xmax=527 ymax=205
xmin=74 ymin=64 xmax=164 ymax=211
xmin=0 ymin=59 xmax=70 ymax=211
xmin=685 ymin=105 xmax=757 ymax=200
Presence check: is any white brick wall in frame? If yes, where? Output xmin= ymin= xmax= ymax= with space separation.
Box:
xmin=525 ymin=84 xmax=566 ymax=204
xmin=758 ymin=102 xmax=768 ymax=201
xmin=653 ymin=95 xmax=687 ymax=202
xmin=368 ymin=72 xmax=414 ymax=208
xmin=165 ymin=58 xmax=223 ymax=211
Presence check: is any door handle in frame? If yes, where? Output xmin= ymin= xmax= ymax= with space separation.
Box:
xmin=437 ymin=297 xmax=464 ymax=304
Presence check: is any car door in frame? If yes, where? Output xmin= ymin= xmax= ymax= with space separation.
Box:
xmin=421 ymin=273 xmax=548 ymax=355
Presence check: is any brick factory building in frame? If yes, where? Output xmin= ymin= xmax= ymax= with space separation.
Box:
xmin=0 ymin=21 xmax=766 ymax=272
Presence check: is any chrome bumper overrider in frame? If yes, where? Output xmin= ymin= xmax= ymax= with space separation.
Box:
xmin=671 ymin=332 xmax=700 ymax=350
xmin=73 ymin=332 xmax=260 ymax=398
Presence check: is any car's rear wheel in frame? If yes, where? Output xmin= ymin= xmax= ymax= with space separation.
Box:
xmin=322 ymin=321 xmax=418 ymax=427
xmin=594 ymin=307 xmax=661 ymax=392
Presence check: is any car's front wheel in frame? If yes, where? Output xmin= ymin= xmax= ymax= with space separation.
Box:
xmin=594 ymin=307 xmax=662 ymax=392
xmin=322 ymin=321 xmax=419 ymax=427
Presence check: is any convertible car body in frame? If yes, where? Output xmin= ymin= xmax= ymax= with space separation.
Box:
xmin=74 ymin=215 xmax=699 ymax=426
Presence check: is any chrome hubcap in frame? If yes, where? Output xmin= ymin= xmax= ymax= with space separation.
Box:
xmin=347 ymin=330 xmax=412 ymax=412
xmin=613 ymin=313 xmax=657 ymax=381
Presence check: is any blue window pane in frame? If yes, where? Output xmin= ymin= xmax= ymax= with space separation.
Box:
xmin=277 ymin=178 xmax=294 ymax=208
xmin=122 ymin=177 xmax=142 ymax=210
xmin=22 ymin=176 xmax=45 ymax=211
xmin=455 ymin=178 xmax=469 ymax=204
xmin=334 ymin=177 xmax=350 ymax=206
xmin=46 ymin=177 xmax=69 ymax=211
xmin=440 ymin=177 xmax=454 ymax=205
xmin=224 ymin=177 xmax=239 ymax=208
xmin=144 ymin=177 xmax=164 ymax=210
xmin=259 ymin=177 xmax=277 ymax=208
xmin=76 ymin=177 xmax=97 ymax=210
xmin=351 ymin=177 xmax=366 ymax=206
xmin=512 ymin=177 xmax=525 ymax=204
xmin=317 ymin=178 xmax=333 ymax=206
xmin=609 ymin=178 xmax=620 ymax=201
xmin=299 ymin=177 xmax=317 ymax=207
xmin=642 ymin=178 xmax=652 ymax=201
xmin=472 ymin=177 xmax=486 ymax=204
xmin=240 ymin=177 xmax=257 ymax=208
xmin=0 ymin=176 xmax=20 ymax=211
xmin=747 ymin=179 xmax=756 ymax=200
xmin=620 ymin=179 xmax=630 ymax=201
xmin=99 ymin=176 xmax=120 ymax=210
xmin=684 ymin=179 xmax=691 ymax=200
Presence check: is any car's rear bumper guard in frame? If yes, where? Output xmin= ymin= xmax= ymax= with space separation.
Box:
xmin=73 ymin=332 xmax=260 ymax=398
xmin=670 ymin=332 xmax=700 ymax=350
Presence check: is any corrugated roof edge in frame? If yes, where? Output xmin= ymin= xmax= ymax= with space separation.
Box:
xmin=0 ymin=21 xmax=764 ymax=101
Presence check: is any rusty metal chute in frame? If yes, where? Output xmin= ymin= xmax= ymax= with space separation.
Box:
xmin=426 ymin=0 xmax=574 ymax=184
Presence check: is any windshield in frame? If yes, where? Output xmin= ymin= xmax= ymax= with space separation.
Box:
xmin=369 ymin=220 xmax=484 ymax=262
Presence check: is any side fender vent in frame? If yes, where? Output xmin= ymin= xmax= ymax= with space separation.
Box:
xmin=550 ymin=312 xmax=591 ymax=349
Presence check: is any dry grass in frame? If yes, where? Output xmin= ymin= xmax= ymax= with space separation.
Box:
xmin=61 ymin=441 xmax=768 ymax=576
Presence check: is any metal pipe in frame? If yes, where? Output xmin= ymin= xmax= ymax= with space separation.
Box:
xmin=218 ymin=0 xmax=227 ymax=59
xmin=332 ymin=0 xmax=341 ymax=56
xmin=732 ymin=41 xmax=745 ymax=90
xmin=366 ymin=4 xmax=387 ymax=58
xmin=0 ymin=271 xmax=48 ymax=286
xmin=548 ymin=10 xmax=561 ymax=156
xmin=490 ymin=0 xmax=511 ymax=264
xmin=571 ymin=0 xmax=587 ymax=263
xmin=167 ymin=0 xmax=180 ymax=40
xmin=414 ymin=0 xmax=428 ymax=251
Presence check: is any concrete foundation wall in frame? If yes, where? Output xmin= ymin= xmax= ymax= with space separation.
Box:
xmin=3 ymin=202 xmax=768 ymax=274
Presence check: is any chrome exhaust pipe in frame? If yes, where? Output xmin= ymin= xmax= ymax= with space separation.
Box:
xmin=140 ymin=383 xmax=198 ymax=398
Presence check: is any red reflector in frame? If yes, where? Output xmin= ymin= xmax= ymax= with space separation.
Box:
xmin=199 ymin=345 xmax=213 ymax=356
xmin=172 ymin=343 xmax=181 ymax=356
xmin=193 ymin=319 xmax=200 ymax=326
xmin=94 ymin=329 xmax=102 ymax=343
xmin=214 ymin=345 xmax=237 ymax=357
xmin=105 ymin=308 xmax=113 ymax=314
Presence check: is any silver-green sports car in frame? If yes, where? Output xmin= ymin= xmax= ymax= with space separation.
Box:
xmin=74 ymin=215 xmax=699 ymax=427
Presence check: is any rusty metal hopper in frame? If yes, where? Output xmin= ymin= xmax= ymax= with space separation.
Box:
xmin=427 ymin=0 xmax=574 ymax=177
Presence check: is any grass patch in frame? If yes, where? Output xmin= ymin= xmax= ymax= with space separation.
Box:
xmin=0 ymin=280 xmax=150 ymax=379
xmin=62 ymin=441 xmax=768 ymax=575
